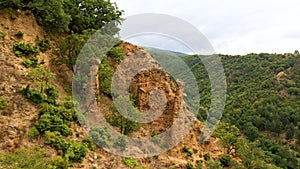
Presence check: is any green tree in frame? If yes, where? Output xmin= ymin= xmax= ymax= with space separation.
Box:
xmin=109 ymin=96 xmax=141 ymax=135
xmin=98 ymin=56 xmax=114 ymax=95
xmin=27 ymin=65 xmax=55 ymax=93
xmin=65 ymin=0 xmax=123 ymax=34
xmin=213 ymin=122 xmax=240 ymax=153
xmin=285 ymin=124 xmax=295 ymax=140
xmin=54 ymin=32 xmax=90 ymax=72
xmin=28 ymin=0 xmax=71 ymax=33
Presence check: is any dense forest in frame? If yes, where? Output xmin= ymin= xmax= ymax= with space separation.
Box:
xmin=182 ymin=52 xmax=300 ymax=169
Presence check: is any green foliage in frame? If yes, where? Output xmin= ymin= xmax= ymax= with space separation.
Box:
xmin=90 ymin=127 xmax=112 ymax=148
xmin=195 ymin=160 xmax=203 ymax=169
xmin=54 ymin=32 xmax=90 ymax=72
xmin=13 ymin=42 xmax=39 ymax=57
xmin=0 ymin=0 xmax=23 ymax=10
xmin=82 ymin=136 xmax=96 ymax=151
xmin=28 ymin=0 xmax=71 ymax=33
xmin=23 ymin=56 xmax=38 ymax=68
xmin=98 ymin=56 xmax=114 ymax=95
xmin=15 ymin=31 xmax=24 ymax=38
xmin=0 ymin=97 xmax=6 ymax=109
xmin=0 ymin=0 xmax=123 ymax=34
xmin=204 ymin=153 xmax=210 ymax=161
xmin=218 ymin=155 xmax=232 ymax=167
xmin=124 ymin=157 xmax=139 ymax=168
xmin=52 ymin=156 xmax=69 ymax=169
xmin=22 ymin=87 xmax=46 ymax=103
xmin=28 ymin=126 xmax=40 ymax=138
xmin=182 ymin=145 xmax=193 ymax=157
xmin=65 ymin=0 xmax=123 ymax=34
xmin=65 ymin=140 xmax=88 ymax=163
xmin=45 ymin=85 xmax=59 ymax=104
xmin=44 ymin=131 xmax=62 ymax=145
xmin=205 ymin=161 xmax=223 ymax=169
xmin=0 ymin=29 xmax=7 ymax=38
xmin=0 ymin=148 xmax=58 ymax=169
xmin=186 ymin=162 xmax=194 ymax=169
xmin=35 ymin=113 xmax=72 ymax=136
xmin=108 ymin=97 xmax=141 ymax=135
xmin=27 ymin=65 xmax=55 ymax=93
xmin=113 ymin=135 xmax=128 ymax=151
xmin=36 ymin=36 xmax=51 ymax=52
xmin=107 ymin=47 xmax=125 ymax=63
xmin=213 ymin=122 xmax=240 ymax=153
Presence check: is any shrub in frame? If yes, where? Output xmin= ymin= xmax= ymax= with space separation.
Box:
xmin=90 ymin=127 xmax=112 ymax=148
xmin=35 ymin=113 xmax=72 ymax=136
xmin=44 ymin=131 xmax=61 ymax=145
xmin=0 ymin=98 xmax=6 ymax=109
xmin=98 ymin=57 xmax=114 ymax=95
xmin=186 ymin=162 xmax=194 ymax=169
xmin=23 ymin=56 xmax=38 ymax=68
xmin=22 ymin=87 xmax=46 ymax=103
xmin=219 ymin=155 xmax=232 ymax=167
xmin=52 ymin=156 xmax=69 ymax=169
xmin=36 ymin=36 xmax=51 ymax=52
xmin=113 ymin=135 xmax=128 ymax=151
xmin=82 ymin=137 xmax=96 ymax=151
xmin=196 ymin=160 xmax=203 ymax=169
xmin=0 ymin=29 xmax=7 ymax=38
xmin=124 ymin=157 xmax=139 ymax=168
xmin=182 ymin=145 xmax=193 ymax=157
xmin=15 ymin=31 xmax=24 ymax=38
xmin=0 ymin=148 xmax=56 ymax=169
xmin=13 ymin=42 xmax=39 ymax=57
xmin=65 ymin=140 xmax=88 ymax=163
xmin=28 ymin=126 xmax=40 ymax=138
xmin=107 ymin=47 xmax=125 ymax=63
xmin=55 ymin=138 xmax=70 ymax=153
xmin=204 ymin=153 xmax=211 ymax=161
xmin=45 ymin=85 xmax=59 ymax=104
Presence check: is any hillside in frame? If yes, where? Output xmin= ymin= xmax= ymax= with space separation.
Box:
xmin=0 ymin=3 xmax=299 ymax=169
xmin=0 ymin=9 xmax=235 ymax=169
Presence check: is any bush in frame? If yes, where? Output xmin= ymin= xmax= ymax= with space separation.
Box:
xmin=107 ymin=47 xmax=125 ymax=63
xmin=113 ymin=135 xmax=127 ymax=151
xmin=90 ymin=127 xmax=112 ymax=148
xmin=44 ymin=131 xmax=62 ymax=145
xmin=98 ymin=57 xmax=114 ymax=95
xmin=0 ymin=98 xmax=6 ymax=109
xmin=204 ymin=153 xmax=211 ymax=161
xmin=0 ymin=29 xmax=7 ymax=38
xmin=219 ymin=155 xmax=232 ymax=167
xmin=23 ymin=56 xmax=38 ymax=68
xmin=52 ymin=156 xmax=69 ymax=169
xmin=0 ymin=148 xmax=56 ymax=169
xmin=45 ymin=85 xmax=59 ymax=104
xmin=15 ymin=31 xmax=24 ymax=38
xmin=28 ymin=126 xmax=40 ymax=138
xmin=13 ymin=42 xmax=39 ymax=57
xmin=36 ymin=36 xmax=51 ymax=52
xmin=35 ymin=113 xmax=72 ymax=136
xmin=186 ymin=162 xmax=194 ymax=169
xmin=82 ymin=137 xmax=96 ymax=151
xmin=22 ymin=87 xmax=46 ymax=103
xmin=182 ymin=145 xmax=193 ymax=157
xmin=65 ymin=140 xmax=88 ymax=163
xmin=124 ymin=157 xmax=139 ymax=168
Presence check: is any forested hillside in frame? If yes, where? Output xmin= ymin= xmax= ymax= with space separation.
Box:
xmin=182 ymin=52 xmax=300 ymax=169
